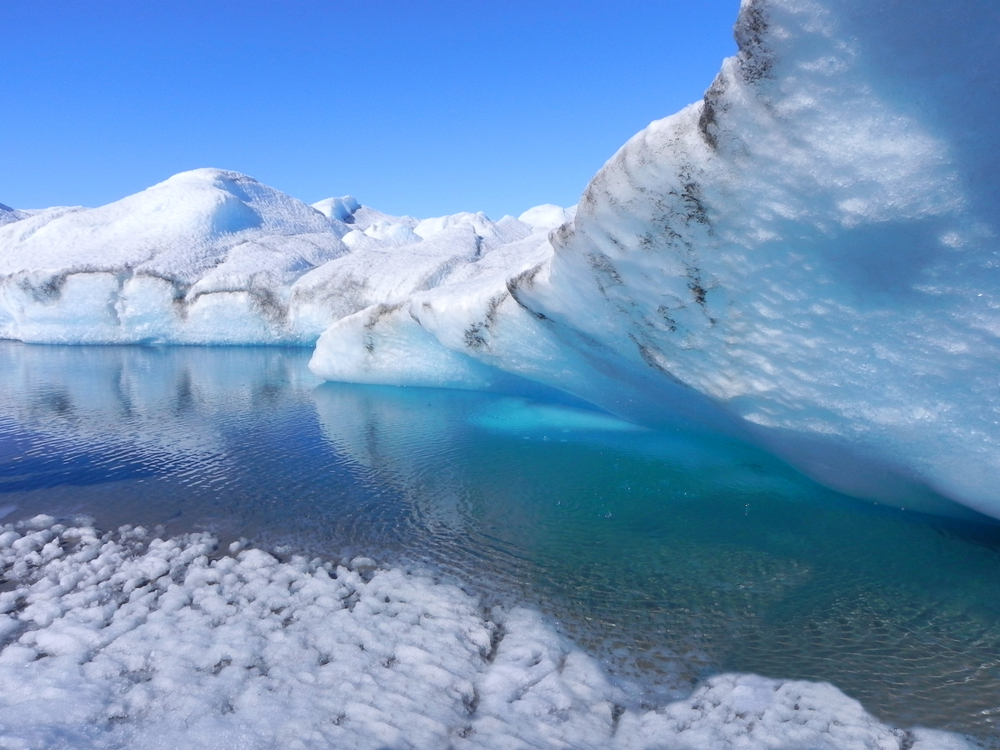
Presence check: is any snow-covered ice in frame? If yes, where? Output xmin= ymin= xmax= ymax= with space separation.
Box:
xmin=0 ymin=516 xmax=973 ymax=750
xmin=0 ymin=169 xmax=347 ymax=345
xmin=0 ymin=171 xmax=551 ymax=347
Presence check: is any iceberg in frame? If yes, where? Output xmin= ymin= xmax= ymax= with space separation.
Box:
xmin=3 ymin=0 xmax=1000 ymax=522
xmin=310 ymin=0 xmax=1000 ymax=520
xmin=0 ymin=171 xmax=551 ymax=348
xmin=0 ymin=169 xmax=350 ymax=344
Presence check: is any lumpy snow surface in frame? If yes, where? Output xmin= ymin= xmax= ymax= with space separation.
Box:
xmin=0 ymin=516 xmax=971 ymax=750
xmin=3 ymin=0 xmax=1000 ymax=518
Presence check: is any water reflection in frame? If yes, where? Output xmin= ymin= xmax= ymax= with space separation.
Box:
xmin=1 ymin=342 xmax=999 ymax=738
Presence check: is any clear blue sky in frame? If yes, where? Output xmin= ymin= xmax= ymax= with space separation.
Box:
xmin=1 ymin=1 xmax=740 ymax=219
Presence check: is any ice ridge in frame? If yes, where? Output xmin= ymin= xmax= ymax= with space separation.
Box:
xmin=309 ymin=0 xmax=1000 ymax=521
xmin=0 ymin=170 xmax=551 ymax=347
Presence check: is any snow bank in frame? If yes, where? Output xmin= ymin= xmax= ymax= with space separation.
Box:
xmin=0 ymin=515 xmax=971 ymax=749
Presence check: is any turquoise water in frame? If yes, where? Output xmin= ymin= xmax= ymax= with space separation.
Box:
xmin=1 ymin=342 xmax=999 ymax=739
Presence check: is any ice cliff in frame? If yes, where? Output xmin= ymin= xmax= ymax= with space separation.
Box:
xmin=3 ymin=0 xmax=1000 ymax=519
xmin=313 ymin=0 xmax=1000 ymax=520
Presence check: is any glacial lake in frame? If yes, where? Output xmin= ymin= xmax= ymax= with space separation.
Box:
xmin=1 ymin=342 xmax=999 ymax=741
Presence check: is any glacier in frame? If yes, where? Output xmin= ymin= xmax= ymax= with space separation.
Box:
xmin=3 ymin=0 xmax=997 ymax=521
xmin=2 ymin=0 xmax=999 ymax=743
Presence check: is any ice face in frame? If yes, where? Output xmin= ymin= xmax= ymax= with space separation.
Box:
xmin=512 ymin=0 xmax=1000 ymax=519
xmin=309 ymin=0 xmax=1000 ymax=520
xmin=511 ymin=0 xmax=1000 ymax=518
xmin=0 ymin=515 xmax=974 ymax=750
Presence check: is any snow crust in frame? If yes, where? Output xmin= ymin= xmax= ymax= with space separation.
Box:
xmin=0 ymin=516 xmax=971 ymax=750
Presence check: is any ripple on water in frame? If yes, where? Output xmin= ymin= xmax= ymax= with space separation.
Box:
xmin=0 ymin=342 xmax=999 ymax=741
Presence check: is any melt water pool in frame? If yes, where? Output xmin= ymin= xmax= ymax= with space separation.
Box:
xmin=1 ymin=342 xmax=998 ymax=741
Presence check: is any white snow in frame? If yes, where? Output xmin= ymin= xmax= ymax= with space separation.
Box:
xmin=289 ymin=224 xmax=488 ymax=342
xmin=0 ymin=515 xmax=972 ymax=750
xmin=0 ymin=204 xmax=29 ymax=228
xmin=517 ymin=203 xmax=576 ymax=232
xmin=311 ymin=195 xmax=360 ymax=222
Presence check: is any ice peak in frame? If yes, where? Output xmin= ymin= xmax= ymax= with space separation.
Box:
xmin=312 ymin=195 xmax=361 ymax=222
xmin=518 ymin=204 xmax=575 ymax=231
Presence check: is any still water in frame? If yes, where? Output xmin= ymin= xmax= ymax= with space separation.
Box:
xmin=1 ymin=342 xmax=999 ymax=740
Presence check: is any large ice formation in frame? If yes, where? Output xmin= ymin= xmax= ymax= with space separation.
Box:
xmin=0 ymin=516 xmax=971 ymax=749
xmin=0 ymin=170 xmax=550 ymax=346
xmin=313 ymin=0 xmax=1000 ymax=520
xmin=2 ymin=0 xmax=999 ymax=519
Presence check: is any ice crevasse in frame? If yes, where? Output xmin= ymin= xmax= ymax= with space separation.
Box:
xmin=3 ymin=0 xmax=1000 ymax=520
